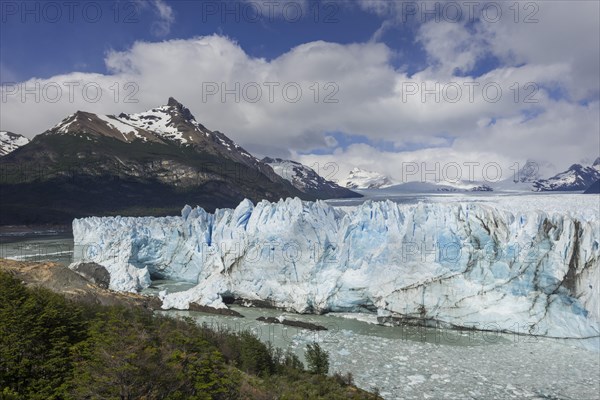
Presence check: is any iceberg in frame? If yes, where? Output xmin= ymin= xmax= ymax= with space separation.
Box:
xmin=72 ymin=197 xmax=600 ymax=338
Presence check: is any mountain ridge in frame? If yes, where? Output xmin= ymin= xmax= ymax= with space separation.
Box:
xmin=533 ymin=158 xmax=600 ymax=191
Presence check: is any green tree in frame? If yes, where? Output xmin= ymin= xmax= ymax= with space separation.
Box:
xmin=238 ymin=331 xmax=274 ymax=376
xmin=305 ymin=342 xmax=329 ymax=375
xmin=0 ymin=271 xmax=85 ymax=399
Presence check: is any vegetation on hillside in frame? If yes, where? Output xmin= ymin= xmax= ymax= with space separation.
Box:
xmin=0 ymin=271 xmax=379 ymax=399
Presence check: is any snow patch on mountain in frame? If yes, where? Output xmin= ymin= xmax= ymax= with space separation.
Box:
xmin=54 ymin=114 xmax=77 ymax=134
xmin=73 ymin=196 xmax=600 ymax=339
xmin=96 ymin=115 xmax=140 ymax=140
xmin=0 ymin=131 xmax=29 ymax=156
xmin=117 ymin=106 xmax=190 ymax=144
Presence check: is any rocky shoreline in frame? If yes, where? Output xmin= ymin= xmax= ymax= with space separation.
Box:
xmin=0 ymin=259 xmax=292 ymax=320
xmin=0 ymin=258 xmax=161 ymax=309
xmin=0 ymin=259 xmax=248 ymax=318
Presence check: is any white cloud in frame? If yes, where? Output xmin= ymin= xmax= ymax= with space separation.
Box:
xmin=416 ymin=21 xmax=486 ymax=76
xmin=370 ymin=19 xmax=393 ymax=42
xmin=152 ymin=0 xmax=175 ymax=36
xmin=358 ymin=0 xmax=600 ymax=101
xmin=478 ymin=1 xmax=600 ymax=100
xmin=324 ymin=135 xmax=338 ymax=147
xmin=134 ymin=0 xmax=175 ymax=36
xmin=295 ymin=144 xmax=517 ymax=184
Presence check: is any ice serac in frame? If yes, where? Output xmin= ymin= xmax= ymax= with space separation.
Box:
xmin=72 ymin=198 xmax=600 ymax=339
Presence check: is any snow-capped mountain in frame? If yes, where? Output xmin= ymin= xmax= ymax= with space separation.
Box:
xmin=533 ymin=158 xmax=600 ymax=191
xmin=73 ymin=196 xmax=600 ymax=339
xmin=262 ymin=157 xmax=361 ymax=199
xmin=0 ymin=98 xmax=306 ymax=224
xmin=0 ymin=131 xmax=29 ymax=156
xmin=46 ymin=97 xmax=266 ymax=172
xmin=340 ymin=167 xmax=395 ymax=189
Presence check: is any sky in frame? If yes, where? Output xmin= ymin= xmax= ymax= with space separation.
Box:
xmin=1 ymin=0 xmax=599 ymax=183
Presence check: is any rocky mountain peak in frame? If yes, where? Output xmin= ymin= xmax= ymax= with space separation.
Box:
xmin=568 ymin=163 xmax=584 ymax=171
xmin=166 ymin=97 xmax=196 ymax=122
xmin=167 ymin=97 xmax=182 ymax=107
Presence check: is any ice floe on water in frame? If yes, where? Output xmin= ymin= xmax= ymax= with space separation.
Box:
xmin=167 ymin=305 xmax=600 ymax=400
xmin=291 ymin=323 xmax=600 ymax=399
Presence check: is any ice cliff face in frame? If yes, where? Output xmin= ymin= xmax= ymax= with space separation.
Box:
xmin=72 ymin=198 xmax=600 ymax=339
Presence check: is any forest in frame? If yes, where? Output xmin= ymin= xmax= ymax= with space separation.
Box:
xmin=0 ymin=271 xmax=379 ymax=399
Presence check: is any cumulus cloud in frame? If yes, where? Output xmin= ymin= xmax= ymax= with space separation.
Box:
xmin=359 ymin=0 xmax=600 ymax=100
xmin=477 ymin=1 xmax=600 ymax=100
xmin=416 ymin=21 xmax=486 ymax=75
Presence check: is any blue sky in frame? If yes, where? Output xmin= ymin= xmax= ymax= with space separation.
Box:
xmin=1 ymin=1 xmax=440 ymax=80
xmin=1 ymin=1 xmax=599 ymax=180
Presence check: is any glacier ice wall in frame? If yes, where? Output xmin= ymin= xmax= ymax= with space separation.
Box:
xmin=72 ymin=198 xmax=600 ymax=338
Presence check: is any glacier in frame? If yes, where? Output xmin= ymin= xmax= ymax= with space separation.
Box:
xmin=72 ymin=197 xmax=600 ymax=339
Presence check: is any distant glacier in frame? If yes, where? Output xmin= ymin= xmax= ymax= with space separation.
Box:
xmin=72 ymin=196 xmax=599 ymax=339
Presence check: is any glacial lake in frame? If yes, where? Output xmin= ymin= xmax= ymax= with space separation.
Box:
xmin=2 ymin=229 xmax=599 ymax=400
